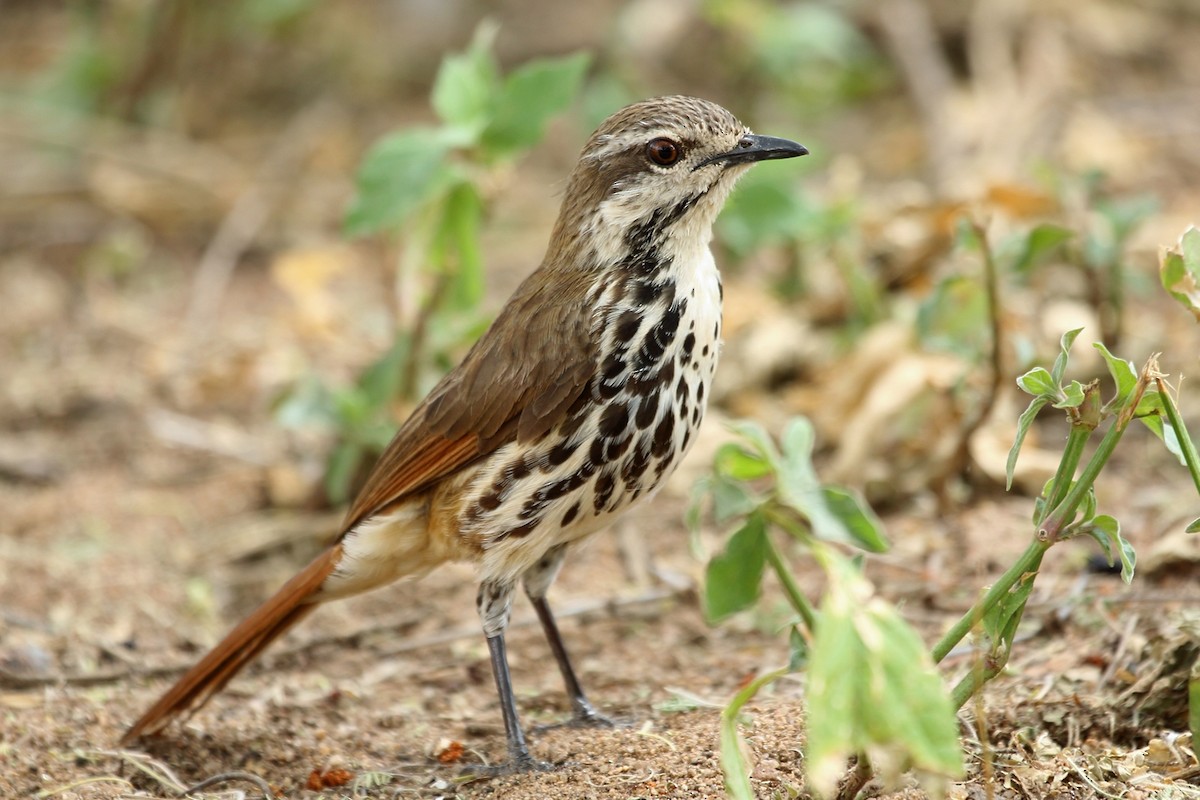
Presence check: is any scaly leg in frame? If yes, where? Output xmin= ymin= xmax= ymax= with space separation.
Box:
xmin=475 ymin=579 xmax=552 ymax=773
xmin=522 ymin=546 xmax=616 ymax=728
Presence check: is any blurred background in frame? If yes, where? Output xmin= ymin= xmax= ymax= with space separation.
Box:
xmin=2 ymin=0 xmax=1198 ymax=512
xmin=2 ymin=1 xmax=1200 ymax=796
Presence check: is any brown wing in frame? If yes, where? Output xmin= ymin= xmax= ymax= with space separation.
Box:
xmin=340 ymin=266 xmax=597 ymax=534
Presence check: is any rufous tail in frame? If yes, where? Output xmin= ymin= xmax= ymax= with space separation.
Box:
xmin=121 ymin=544 xmax=343 ymax=744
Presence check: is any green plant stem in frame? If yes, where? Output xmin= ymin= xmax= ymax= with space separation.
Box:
xmin=931 ymin=540 xmax=1049 ymax=664
xmin=1040 ymin=396 xmax=1139 ymax=542
xmin=949 ymin=655 xmax=1006 ymax=711
xmin=1156 ymin=377 xmax=1200 ymax=499
xmin=834 ymin=753 xmax=874 ymax=800
xmin=763 ymin=532 xmax=819 ymax=633
xmin=720 ymin=665 xmax=791 ymax=800
xmin=1042 ymin=423 xmax=1091 ymax=521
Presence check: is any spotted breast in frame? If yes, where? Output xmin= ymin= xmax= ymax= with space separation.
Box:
xmin=458 ymin=196 xmax=723 ymax=586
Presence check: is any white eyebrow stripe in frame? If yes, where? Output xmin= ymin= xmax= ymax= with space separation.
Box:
xmin=585 ymin=128 xmax=680 ymax=162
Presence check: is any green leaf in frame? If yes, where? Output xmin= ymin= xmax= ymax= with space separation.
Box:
xmin=1016 ymin=366 xmax=1056 ymax=397
xmin=1053 ymin=380 xmax=1086 ymax=409
xmin=1092 ymin=342 xmax=1137 ymax=407
xmin=430 ymin=22 xmax=499 ymax=133
xmin=776 ymin=418 xmax=863 ymax=547
xmin=1051 ymin=328 xmax=1084 ymax=384
xmin=1090 ymin=514 xmax=1136 ymax=584
xmin=1012 ymin=223 xmax=1074 ymax=273
xmin=344 ymin=127 xmax=462 ymax=236
xmin=710 ymin=476 xmax=760 ymax=524
xmin=806 ymin=548 xmax=963 ymax=796
xmin=480 ymin=52 xmax=590 ymax=158
xmin=705 ymin=513 xmax=769 ymax=622
xmin=981 ymin=564 xmax=1037 ymax=656
xmin=1134 ymin=392 xmax=1186 ymax=465
xmin=719 ymin=666 xmax=789 ymax=800
xmin=728 ymin=419 xmax=783 ymax=466
xmin=1006 ymin=395 xmax=1050 ymax=490
xmin=714 ymin=442 xmax=773 ymax=481
xmin=1188 ymin=518 xmax=1200 ymax=534
xmin=717 ymin=167 xmax=811 ymax=256
xmin=788 ymin=625 xmax=809 ymax=671
xmin=821 ymin=487 xmax=888 ymax=553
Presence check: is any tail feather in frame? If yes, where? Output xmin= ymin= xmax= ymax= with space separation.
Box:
xmin=121 ymin=545 xmax=343 ymax=744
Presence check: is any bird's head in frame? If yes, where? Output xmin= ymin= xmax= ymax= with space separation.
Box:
xmin=553 ymin=95 xmax=808 ymax=268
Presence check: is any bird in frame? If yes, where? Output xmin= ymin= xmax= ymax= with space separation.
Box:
xmin=121 ymin=95 xmax=807 ymax=772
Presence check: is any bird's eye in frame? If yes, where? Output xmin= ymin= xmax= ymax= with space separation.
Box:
xmin=646 ymin=138 xmax=682 ymax=167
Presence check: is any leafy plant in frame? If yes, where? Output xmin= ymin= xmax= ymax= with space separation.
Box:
xmin=693 ymin=419 xmax=962 ymax=798
xmin=697 ymin=227 xmax=1200 ymax=795
xmin=278 ymin=23 xmax=588 ymax=503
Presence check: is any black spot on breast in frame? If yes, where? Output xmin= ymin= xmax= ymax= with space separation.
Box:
xmin=701 ymin=344 xmax=709 ymax=357
xmin=590 ymin=433 xmax=631 ymax=465
xmin=713 ymin=321 xmax=720 ymax=339
xmin=598 ymin=354 xmax=626 ymax=400
xmin=478 ymin=491 xmax=502 ymax=511
xmin=718 ymin=280 xmax=724 ymax=301
xmin=682 ymin=332 xmax=695 ymax=356
xmin=593 ymin=470 xmax=615 ymax=513
xmin=635 ymin=392 xmax=659 ymax=428
xmin=635 ymin=301 xmax=682 ymax=370
xmin=496 ymin=517 xmax=541 ymax=541
xmin=692 ymin=406 xmax=701 ymax=425
xmin=633 ymin=278 xmax=661 ymax=305
xmin=599 ymin=402 xmax=629 ymax=438
xmin=652 ymin=413 xmax=675 ymax=457
xmin=614 ymin=310 xmax=641 ymax=343
xmin=562 ymin=501 xmax=581 ymax=526
xmin=675 ymin=376 xmax=690 ymax=402
xmin=547 ymin=438 xmax=579 ymax=468
xmin=536 ymin=472 xmax=580 ymax=503
xmin=507 ymin=456 xmax=533 ymax=481
xmin=697 ymin=383 xmax=705 ymax=404
xmin=622 ymin=436 xmax=653 ymax=486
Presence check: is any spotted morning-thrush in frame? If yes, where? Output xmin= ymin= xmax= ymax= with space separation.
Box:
xmin=122 ymin=95 xmax=808 ymax=772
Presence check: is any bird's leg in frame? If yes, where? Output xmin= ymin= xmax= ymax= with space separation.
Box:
xmin=523 ymin=546 xmax=617 ymax=729
xmin=476 ymin=579 xmax=552 ymax=773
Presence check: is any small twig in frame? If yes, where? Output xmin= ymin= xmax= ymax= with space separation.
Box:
xmin=1062 ymin=755 xmax=1125 ymax=799
xmin=87 ymin=748 xmax=188 ymax=794
xmin=961 ymin=219 xmax=1005 ymax=458
xmin=182 ymin=771 xmax=274 ymax=799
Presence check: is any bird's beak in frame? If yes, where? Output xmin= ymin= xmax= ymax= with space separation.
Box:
xmin=696 ymin=134 xmax=809 ymax=170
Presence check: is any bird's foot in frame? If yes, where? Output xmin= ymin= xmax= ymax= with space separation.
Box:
xmin=459 ymin=751 xmax=556 ymax=779
xmin=532 ymin=700 xmax=629 ymax=733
